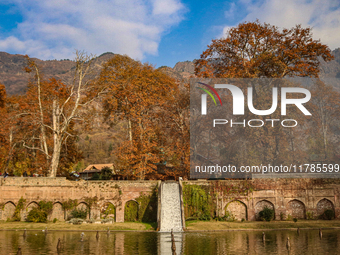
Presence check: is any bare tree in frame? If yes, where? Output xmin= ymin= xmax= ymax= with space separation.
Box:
xmin=24 ymin=51 xmax=106 ymax=177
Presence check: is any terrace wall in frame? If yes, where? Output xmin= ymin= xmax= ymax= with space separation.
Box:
xmin=0 ymin=178 xmax=339 ymax=222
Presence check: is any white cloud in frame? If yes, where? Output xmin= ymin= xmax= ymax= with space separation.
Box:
xmin=0 ymin=36 xmax=27 ymax=51
xmin=224 ymin=3 xmax=236 ymax=19
xmin=152 ymin=0 xmax=184 ymax=15
xmin=222 ymin=0 xmax=340 ymax=49
xmin=0 ymin=0 xmax=186 ymax=60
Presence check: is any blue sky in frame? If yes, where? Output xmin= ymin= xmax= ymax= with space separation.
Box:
xmin=0 ymin=0 xmax=339 ymax=68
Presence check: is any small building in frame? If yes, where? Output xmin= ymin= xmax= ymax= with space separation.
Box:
xmin=80 ymin=163 xmax=118 ymax=180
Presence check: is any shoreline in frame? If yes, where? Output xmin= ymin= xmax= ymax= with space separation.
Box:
xmin=0 ymin=229 xmax=155 ymax=232
xmin=185 ymin=227 xmax=340 ymax=232
xmin=2 ymin=227 xmax=340 ymax=232
xmin=2 ymin=220 xmax=340 ymax=232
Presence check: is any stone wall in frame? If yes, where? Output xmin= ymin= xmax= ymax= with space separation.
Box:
xmin=1 ymin=177 xmax=340 ymax=223
xmin=183 ymin=179 xmax=340 ymax=221
xmin=0 ymin=177 xmax=159 ymax=222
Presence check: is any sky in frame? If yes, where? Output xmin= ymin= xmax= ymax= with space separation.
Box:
xmin=0 ymin=0 xmax=339 ymax=68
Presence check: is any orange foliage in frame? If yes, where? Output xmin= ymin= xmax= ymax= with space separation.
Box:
xmin=195 ymin=20 xmax=334 ymax=78
xmin=2 ymin=52 xmax=101 ymax=176
xmin=100 ymin=55 xmax=189 ymax=179
xmin=193 ymin=21 xmax=337 ymax=170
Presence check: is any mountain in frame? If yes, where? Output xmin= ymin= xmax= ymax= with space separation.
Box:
xmin=0 ymin=52 xmax=115 ymax=95
xmin=320 ymin=48 xmax=340 ymax=78
xmin=1 ymin=49 xmax=340 ymax=95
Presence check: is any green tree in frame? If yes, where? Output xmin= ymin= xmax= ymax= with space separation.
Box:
xmin=100 ymin=166 xmax=113 ymax=180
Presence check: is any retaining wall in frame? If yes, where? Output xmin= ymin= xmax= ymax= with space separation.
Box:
xmin=183 ymin=179 xmax=340 ymax=221
xmin=1 ymin=177 xmax=339 ymax=222
xmin=0 ymin=177 xmax=159 ymax=222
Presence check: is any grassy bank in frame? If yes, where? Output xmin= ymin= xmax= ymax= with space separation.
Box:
xmin=2 ymin=220 xmax=340 ymax=232
xmin=0 ymin=221 xmax=157 ymax=231
xmin=185 ymin=220 xmax=340 ymax=231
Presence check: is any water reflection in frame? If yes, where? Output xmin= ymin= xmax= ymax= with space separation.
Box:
xmin=0 ymin=229 xmax=339 ymax=254
xmin=159 ymin=232 xmax=183 ymax=254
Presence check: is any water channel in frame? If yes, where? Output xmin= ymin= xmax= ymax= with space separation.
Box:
xmin=1 ymin=229 xmax=340 ymax=254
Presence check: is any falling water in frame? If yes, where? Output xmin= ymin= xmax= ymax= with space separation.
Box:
xmin=159 ymin=182 xmax=183 ymax=232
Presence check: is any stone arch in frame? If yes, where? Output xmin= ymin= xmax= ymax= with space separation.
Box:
xmin=2 ymin=202 xmax=16 ymax=220
xmin=101 ymin=202 xmax=116 ymax=221
xmin=287 ymin=199 xmax=305 ymax=219
xmin=317 ymin=198 xmax=334 ymax=217
xmin=124 ymin=200 xmax=139 ymax=222
xmin=23 ymin=201 xmax=39 ymax=221
xmin=77 ymin=202 xmax=89 ymax=211
xmin=255 ymin=200 xmax=275 ymax=220
xmin=70 ymin=202 xmax=89 ymax=219
xmin=49 ymin=202 xmax=64 ymax=221
xmin=225 ymin=200 xmax=247 ymax=221
xmin=26 ymin=201 xmax=39 ymax=211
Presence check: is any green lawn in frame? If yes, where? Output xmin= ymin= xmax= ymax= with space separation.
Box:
xmin=2 ymin=220 xmax=339 ymax=232
xmin=0 ymin=221 xmax=156 ymax=231
xmin=185 ymin=219 xmax=340 ymax=231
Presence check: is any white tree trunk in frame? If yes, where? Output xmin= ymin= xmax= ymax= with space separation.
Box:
xmin=24 ymin=51 xmax=105 ymax=177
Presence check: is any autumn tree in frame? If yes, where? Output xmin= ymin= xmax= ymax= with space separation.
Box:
xmin=195 ymin=20 xmax=334 ymax=78
xmin=0 ymin=83 xmax=5 ymax=108
xmin=0 ymin=83 xmax=8 ymax=171
xmin=193 ymin=21 xmax=335 ymax=169
xmin=18 ymin=51 xmax=105 ymax=177
xmin=99 ymin=55 xmax=183 ymax=179
xmin=307 ymin=79 xmax=340 ymax=160
xmin=155 ymin=82 xmax=190 ymax=179
xmin=0 ymin=85 xmax=24 ymax=174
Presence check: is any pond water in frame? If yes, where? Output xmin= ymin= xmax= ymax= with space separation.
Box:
xmin=0 ymin=229 xmax=340 ymax=254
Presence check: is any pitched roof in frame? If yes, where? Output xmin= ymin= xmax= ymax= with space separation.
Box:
xmin=82 ymin=163 xmax=115 ymax=173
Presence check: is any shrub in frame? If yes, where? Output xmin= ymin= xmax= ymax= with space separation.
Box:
xmin=13 ymin=197 xmax=26 ymax=221
xmin=26 ymin=208 xmax=48 ymax=223
xmin=259 ymin=206 xmax=274 ymax=222
xmin=224 ymin=211 xmax=235 ymax=222
xmin=215 ymin=211 xmax=235 ymax=222
xmin=53 ymin=218 xmax=58 ymax=223
xmin=280 ymin=212 xmax=285 ymax=221
xmin=199 ymin=213 xmax=211 ymax=221
xmin=102 ymin=203 xmax=115 ymax=219
xmin=293 ymin=218 xmax=298 ymax=222
xmin=91 ymin=173 xmax=100 ymax=180
xmin=39 ymin=201 xmax=53 ymax=215
xmin=70 ymin=208 xmax=88 ymax=219
xmin=101 ymin=218 xmax=113 ymax=223
xmin=241 ymin=218 xmax=245 ymax=222
xmin=306 ymin=211 xmax=314 ymax=220
xmin=100 ymin=167 xmax=113 ymax=180
xmin=321 ymin=209 xmax=335 ymax=220
xmin=69 ymin=218 xmax=84 ymax=225
xmin=62 ymin=199 xmax=78 ymax=211
xmin=287 ymin=214 xmax=292 ymax=221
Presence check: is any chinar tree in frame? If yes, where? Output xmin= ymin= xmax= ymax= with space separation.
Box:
xmin=194 ymin=20 xmax=335 ymax=167
xmin=19 ymin=51 xmax=105 ymax=177
xmin=98 ymin=54 xmax=182 ymax=180
xmin=195 ymin=20 xmax=334 ymax=78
